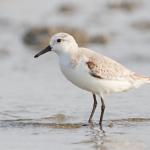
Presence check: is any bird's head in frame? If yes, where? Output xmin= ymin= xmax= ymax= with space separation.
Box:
xmin=34 ymin=32 xmax=78 ymax=58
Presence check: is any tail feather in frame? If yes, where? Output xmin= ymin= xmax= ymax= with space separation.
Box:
xmin=130 ymin=74 xmax=150 ymax=88
xmin=140 ymin=75 xmax=150 ymax=84
xmin=145 ymin=77 xmax=150 ymax=83
xmin=135 ymin=74 xmax=150 ymax=83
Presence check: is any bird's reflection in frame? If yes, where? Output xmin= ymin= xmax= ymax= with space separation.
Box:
xmin=87 ymin=123 xmax=107 ymax=150
xmin=75 ymin=122 xmax=107 ymax=150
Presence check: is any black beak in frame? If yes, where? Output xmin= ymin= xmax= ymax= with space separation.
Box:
xmin=34 ymin=45 xmax=52 ymax=58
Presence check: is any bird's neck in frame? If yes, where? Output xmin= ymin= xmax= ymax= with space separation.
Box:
xmin=59 ymin=47 xmax=80 ymax=68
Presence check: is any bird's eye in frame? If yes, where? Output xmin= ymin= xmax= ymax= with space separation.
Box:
xmin=57 ymin=39 xmax=61 ymax=43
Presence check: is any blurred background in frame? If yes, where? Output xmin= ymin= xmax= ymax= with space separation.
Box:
xmin=0 ymin=0 xmax=150 ymax=150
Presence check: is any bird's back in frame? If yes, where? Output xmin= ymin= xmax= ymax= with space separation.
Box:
xmin=79 ymin=47 xmax=134 ymax=80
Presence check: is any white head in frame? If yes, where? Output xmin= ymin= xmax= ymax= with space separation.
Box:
xmin=34 ymin=32 xmax=78 ymax=58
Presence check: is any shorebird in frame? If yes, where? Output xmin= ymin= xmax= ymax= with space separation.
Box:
xmin=34 ymin=32 xmax=150 ymax=130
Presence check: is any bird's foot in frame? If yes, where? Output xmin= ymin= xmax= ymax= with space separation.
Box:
xmin=99 ymin=123 xmax=105 ymax=133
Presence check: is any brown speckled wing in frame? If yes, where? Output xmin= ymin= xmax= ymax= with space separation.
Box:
xmin=85 ymin=52 xmax=134 ymax=80
xmin=86 ymin=61 xmax=103 ymax=79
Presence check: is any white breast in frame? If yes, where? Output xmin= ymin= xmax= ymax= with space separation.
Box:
xmin=60 ymin=60 xmax=92 ymax=91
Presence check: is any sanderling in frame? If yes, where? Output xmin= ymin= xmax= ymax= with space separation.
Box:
xmin=34 ymin=32 xmax=150 ymax=130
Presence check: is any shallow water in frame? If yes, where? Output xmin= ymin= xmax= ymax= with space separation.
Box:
xmin=0 ymin=117 xmax=150 ymax=150
xmin=0 ymin=0 xmax=150 ymax=150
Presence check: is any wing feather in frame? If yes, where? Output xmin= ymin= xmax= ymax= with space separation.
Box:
xmin=80 ymin=48 xmax=134 ymax=80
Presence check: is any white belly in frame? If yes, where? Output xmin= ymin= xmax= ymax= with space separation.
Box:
xmin=60 ymin=62 xmax=133 ymax=94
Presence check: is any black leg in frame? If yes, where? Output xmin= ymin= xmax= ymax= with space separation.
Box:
xmin=88 ymin=94 xmax=97 ymax=123
xmin=99 ymin=97 xmax=105 ymax=130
